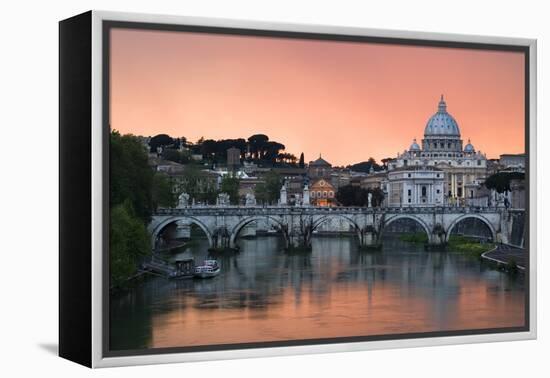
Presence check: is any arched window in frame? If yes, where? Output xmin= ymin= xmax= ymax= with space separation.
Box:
xmin=328 ymin=191 xmax=334 ymax=198
xmin=323 ymin=191 xmax=327 ymax=198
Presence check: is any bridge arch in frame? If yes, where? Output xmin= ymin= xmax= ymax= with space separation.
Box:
xmin=445 ymin=214 xmax=496 ymax=242
xmin=151 ymin=216 xmax=213 ymax=249
xmin=229 ymin=215 xmax=287 ymax=248
xmin=311 ymin=214 xmax=362 ymax=241
xmin=381 ymin=214 xmax=432 ymax=243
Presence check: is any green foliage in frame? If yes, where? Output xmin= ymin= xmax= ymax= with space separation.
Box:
xmin=336 ymin=185 xmax=368 ymax=206
xmin=299 ymin=152 xmax=305 ymax=168
xmin=152 ymin=172 xmax=176 ymax=210
xmin=255 ymin=171 xmax=282 ymax=205
xmin=336 ymin=185 xmax=385 ymax=207
xmin=110 ymin=131 xmax=154 ymax=221
xmin=348 ymin=158 xmax=382 ymax=173
xmin=162 ymin=148 xmax=190 ymax=164
xmin=220 ymin=175 xmax=241 ymax=205
xmin=149 ymin=134 xmax=174 ymax=153
xmin=447 ymin=235 xmax=495 ymax=256
xmin=110 ymin=131 xmax=175 ymax=287
xmin=110 ymin=202 xmax=150 ymax=288
xmin=399 ymin=232 xmax=428 ymax=243
xmin=178 ymin=164 xmax=217 ymax=204
xmin=484 ymin=172 xmax=525 ymax=193
xmin=369 ymin=187 xmax=385 ymax=207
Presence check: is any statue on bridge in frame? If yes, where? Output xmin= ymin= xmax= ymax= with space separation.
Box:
xmin=177 ymin=192 xmax=190 ymax=208
xmin=217 ymin=192 xmax=231 ymax=207
xmin=279 ymin=182 xmax=288 ymax=206
xmin=367 ymin=192 xmax=372 ymax=208
xmin=302 ymin=184 xmax=310 ymax=206
xmin=245 ymin=192 xmax=257 ymax=207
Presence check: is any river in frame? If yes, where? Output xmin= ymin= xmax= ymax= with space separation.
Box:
xmin=109 ymin=235 xmax=525 ymax=351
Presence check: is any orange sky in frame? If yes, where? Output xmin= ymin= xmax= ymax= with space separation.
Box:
xmin=110 ymin=28 xmax=525 ymax=165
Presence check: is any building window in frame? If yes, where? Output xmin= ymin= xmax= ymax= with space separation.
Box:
xmin=422 ymin=186 xmax=427 ymax=197
xmin=448 ymin=143 xmax=451 ymax=148
xmin=408 ymin=173 xmax=411 ymax=178
xmin=440 ymin=142 xmax=444 ymax=148
xmin=311 ymin=191 xmax=316 ymax=198
xmin=477 ymin=160 xmax=481 ymax=166
xmin=408 ymin=189 xmax=412 ymax=196
xmin=408 ymin=198 xmax=411 ymax=203
xmin=328 ymin=191 xmax=334 ymax=198
xmin=436 ymin=189 xmax=440 ymax=194
xmin=317 ymin=191 xmax=322 ymax=197
xmin=323 ymin=191 xmax=327 ymax=198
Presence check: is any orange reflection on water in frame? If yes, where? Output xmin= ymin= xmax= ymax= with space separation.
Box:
xmin=150 ymin=275 xmax=524 ymax=348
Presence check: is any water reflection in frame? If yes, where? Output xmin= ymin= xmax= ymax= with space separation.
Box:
xmin=110 ymin=236 xmax=525 ymax=351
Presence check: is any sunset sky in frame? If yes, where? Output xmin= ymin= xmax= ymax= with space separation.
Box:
xmin=110 ymin=28 xmax=525 ymax=165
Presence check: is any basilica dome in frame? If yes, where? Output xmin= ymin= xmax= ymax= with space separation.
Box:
xmin=464 ymin=139 xmax=475 ymax=153
xmin=424 ymin=95 xmax=461 ymax=138
xmin=409 ymin=138 xmax=421 ymax=151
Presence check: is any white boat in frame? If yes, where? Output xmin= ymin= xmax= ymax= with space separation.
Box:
xmin=194 ymin=260 xmax=221 ymax=278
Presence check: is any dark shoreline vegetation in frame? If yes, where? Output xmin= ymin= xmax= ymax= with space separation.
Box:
xmin=110 ymin=131 xmax=175 ymax=289
xmin=398 ymin=232 xmax=495 ymax=256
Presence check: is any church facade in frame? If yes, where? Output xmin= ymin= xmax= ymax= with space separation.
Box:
xmin=387 ymin=96 xmax=488 ymax=206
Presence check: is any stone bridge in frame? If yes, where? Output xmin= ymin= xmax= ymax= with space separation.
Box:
xmin=149 ymin=206 xmax=522 ymax=251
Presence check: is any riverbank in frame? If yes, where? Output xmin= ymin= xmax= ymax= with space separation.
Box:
xmin=482 ymin=244 xmax=526 ymax=271
xmin=398 ymin=233 xmax=495 ymax=256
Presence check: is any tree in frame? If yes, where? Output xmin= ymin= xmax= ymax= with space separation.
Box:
xmin=255 ymin=171 xmax=282 ymax=205
xmin=336 ymin=185 xmax=368 ymax=206
xmin=277 ymin=152 xmax=297 ymax=165
xmin=110 ymin=201 xmax=150 ymax=288
xmin=152 ymin=172 xmax=176 ymax=210
xmin=263 ymin=141 xmax=286 ymax=162
xmin=149 ymin=134 xmax=174 ymax=153
xmin=201 ymin=139 xmax=218 ymax=159
xmin=162 ymin=148 xmax=190 ymax=164
xmin=299 ymin=152 xmax=305 ymax=168
xmin=485 ymin=172 xmax=525 ymax=193
xmin=220 ymin=175 xmax=241 ymax=205
xmin=348 ymin=158 xmax=382 ymax=173
xmin=368 ymin=187 xmax=385 ymax=207
xmin=381 ymin=157 xmax=393 ymax=169
xmin=110 ymin=131 xmax=175 ymax=287
xmin=248 ymin=134 xmax=269 ymax=160
xmin=110 ymin=131 xmax=155 ymax=221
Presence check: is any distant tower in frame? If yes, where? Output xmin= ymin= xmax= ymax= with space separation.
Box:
xmin=227 ymin=147 xmax=241 ymax=171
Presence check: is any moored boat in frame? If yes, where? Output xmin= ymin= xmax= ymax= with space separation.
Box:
xmin=194 ymin=260 xmax=221 ymax=278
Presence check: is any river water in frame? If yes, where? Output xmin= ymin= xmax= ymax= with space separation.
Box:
xmin=110 ymin=236 xmax=525 ymax=351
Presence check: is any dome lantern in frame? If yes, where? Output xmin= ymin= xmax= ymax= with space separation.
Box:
xmin=423 ymin=95 xmax=461 ymax=138
xmin=438 ymin=94 xmax=447 ymax=112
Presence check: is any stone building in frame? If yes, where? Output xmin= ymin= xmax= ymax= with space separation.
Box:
xmin=388 ymin=96 xmax=488 ymax=204
xmin=226 ymin=147 xmax=241 ymax=171
xmin=308 ymin=155 xmax=332 ymax=180
xmin=500 ymin=153 xmax=525 ymax=172
xmin=310 ymin=178 xmax=337 ymax=207
xmin=510 ymin=178 xmax=526 ymax=209
xmin=386 ymin=166 xmax=444 ymax=207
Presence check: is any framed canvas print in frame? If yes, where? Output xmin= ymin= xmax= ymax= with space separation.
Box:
xmin=59 ymin=10 xmax=537 ymax=368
